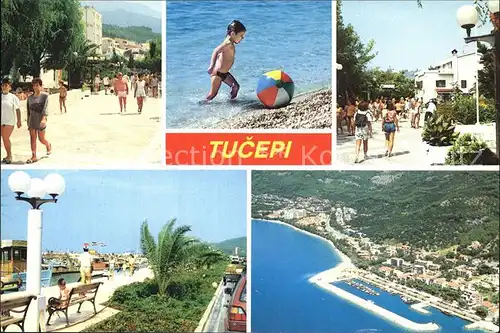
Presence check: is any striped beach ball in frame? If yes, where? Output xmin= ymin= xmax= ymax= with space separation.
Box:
xmin=256 ymin=70 xmax=294 ymax=108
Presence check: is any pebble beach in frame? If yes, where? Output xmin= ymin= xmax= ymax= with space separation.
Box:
xmin=213 ymin=89 xmax=333 ymax=129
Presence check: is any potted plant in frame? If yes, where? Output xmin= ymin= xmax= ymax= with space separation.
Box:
xmin=445 ymin=133 xmax=488 ymax=165
xmin=421 ymin=114 xmax=459 ymax=165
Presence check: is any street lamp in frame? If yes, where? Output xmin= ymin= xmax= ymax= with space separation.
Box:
xmin=8 ymin=171 xmax=66 ymax=332
xmin=456 ymin=1 xmax=500 ymax=159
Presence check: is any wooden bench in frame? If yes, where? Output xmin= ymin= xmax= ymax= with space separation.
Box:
xmin=46 ymin=282 xmax=102 ymax=327
xmin=0 ymin=295 xmax=37 ymax=332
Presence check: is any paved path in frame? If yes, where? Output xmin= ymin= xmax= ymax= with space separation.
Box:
xmin=3 ymin=268 xmax=153 ymax=332
xmin=1 ymin=91 xmax=162 ymax=167
xmin=203 ymin=281 xmax=234 ymax=333
xmin=337 ymin=116 xmax=428 ymax=167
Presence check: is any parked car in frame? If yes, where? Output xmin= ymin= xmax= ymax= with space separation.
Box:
xmin=224 ymin=274 xmax=246 ymax=332
xmin=223 ymin=259 xmax=244 ymax=285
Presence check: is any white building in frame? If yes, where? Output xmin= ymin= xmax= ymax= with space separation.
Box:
xmin=414 ymin=49 xmax=481 ymax=103
xmin=390 ymin=258 xmax=404 ymax=267
xmin=80 ymin=6 xmax=103 ymax=54
xmin=283 ymin=209 xmax=307 ymax=220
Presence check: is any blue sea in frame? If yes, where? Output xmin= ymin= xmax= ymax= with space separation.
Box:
xmin=251 ymin=219 xmax=486 ymax=333
xmin=166 ymin=1 xmax=332 ymax=128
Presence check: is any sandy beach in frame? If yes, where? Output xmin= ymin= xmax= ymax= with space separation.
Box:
xmin=214 ymin=89 xmax=333 ymax=129
xmin=0 ymin=90 xmax=162 ymax=167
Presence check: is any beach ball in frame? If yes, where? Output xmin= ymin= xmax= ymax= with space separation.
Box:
xmin=256 ymin=70 xmax=294 ymax=108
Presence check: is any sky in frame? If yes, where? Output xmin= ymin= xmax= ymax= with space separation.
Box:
xmin=1 ymin=170 xmax=247 ymax=253
xmin=341 ymin=0 xmax=492 ymax=71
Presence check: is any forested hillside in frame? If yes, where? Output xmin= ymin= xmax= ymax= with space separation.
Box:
xmin=102 ymin=24 xmax=160 ymax=43
xmin=252 ymin=171 xmax=499 ymax=257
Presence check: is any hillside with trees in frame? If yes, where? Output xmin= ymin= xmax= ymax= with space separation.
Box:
xmin=214 ymin=237 xmax=247 ymax=256
xmin=252 ymin=171 xmax=499 ymax=257
xmin=102 ymin=24 xmax=161 ymax=43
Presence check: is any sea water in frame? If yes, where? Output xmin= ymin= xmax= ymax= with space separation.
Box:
xmin=166 ymin=1 xmax=332 ymax=128
xmin=251 ymin=219 xmax=485 ymax=333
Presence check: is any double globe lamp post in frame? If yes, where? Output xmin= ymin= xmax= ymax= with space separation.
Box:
xmin=7 ymin=171 xmax=66 ymax=332
xmin=457 ymin=0 xmax=500 ymax=158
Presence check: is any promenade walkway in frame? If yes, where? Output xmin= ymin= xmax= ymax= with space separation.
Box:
xmin=1 ymin=90 xmax=162 ymax=166
xmin=337 ymin=116 xmax=497 ymax=166
xmin=3 ymin=268 xmax=153 ymax=332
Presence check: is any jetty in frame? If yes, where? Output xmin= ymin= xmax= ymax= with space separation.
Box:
xmin=310 ymin=268 xmax=440 ymax=332
xmin=411 ymin=302 xmax=431 ymax=315
xmin=464 ymin=321 xmax=500 ymax=332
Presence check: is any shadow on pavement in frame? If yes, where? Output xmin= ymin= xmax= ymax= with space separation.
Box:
xmin=369 ymin=150 xmax=411 ymax=160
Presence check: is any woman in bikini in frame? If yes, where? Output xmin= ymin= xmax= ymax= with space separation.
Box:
xmin=59 ymin=80 xmax=67 ymax=113
xmin=382 ymin=102 xmax=400 ymax=158
xmin=26 ymin=77 xmax=52 ymax=164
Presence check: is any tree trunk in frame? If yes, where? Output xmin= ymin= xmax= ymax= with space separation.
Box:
xmin=32 ymin=54 xmax=42 ymax=78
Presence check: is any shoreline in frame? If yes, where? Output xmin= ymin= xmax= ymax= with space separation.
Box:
xmin=255 ymin=218 xmax=352 ymax=268
xmin=213 ymin=88 xmax=332 ymax=129
xmin=255 ymin=219 xmax=441 ymax=332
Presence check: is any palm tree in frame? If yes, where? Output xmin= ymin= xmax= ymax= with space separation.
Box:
xmin=140 ymin=219 xmax=223 ymax=296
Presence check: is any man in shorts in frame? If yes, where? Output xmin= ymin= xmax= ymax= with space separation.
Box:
xmin=113 ymin=72 xmax=129 ymax=113
xmin=103 ymin=76 xmax=110 ymax=95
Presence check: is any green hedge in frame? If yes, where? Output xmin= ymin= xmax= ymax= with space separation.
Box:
xmin=437 ymin=96 xmax=496 ymax=125
xmin=86 ymin=262 xmax=226 ymax=332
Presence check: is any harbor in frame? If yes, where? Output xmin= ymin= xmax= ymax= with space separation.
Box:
xmin=1 ymin=239 xmax=146 ymax=294
xmin=309 ymin=269 xmax=441 ymax=332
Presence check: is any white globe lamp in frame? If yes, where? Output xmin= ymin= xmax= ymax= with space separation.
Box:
xmin=456 ymin=5 xmax=479 ymax=37
xmin=488 ymin=0 xmax=500 ymax=14
xmin=44 ymin=174 xmax=66 ymax=198
xmin=8 ymin=171 xmax=31 ymax=195
xmin=27 ymin=178 xmax=47 ymax=199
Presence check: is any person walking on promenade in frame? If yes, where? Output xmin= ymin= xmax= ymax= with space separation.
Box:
xmin=1 ymin=77 xmax=22 ymax=164
xmin=93 ymin=74 xmax=101 ymax=94
xmin=26 ymin=78 xmax=51 ymax=164
xmin=58 ymin=80 xmax=67 ymax=113
xmin=108 ymin=257 xmax=115 ymax=280
xmin=382 ymin=102 xmax=400 ymax=158
xmin=336 ymin=103 xmax=344 ymax=134
xmin=425 ymin=99 xmax=436 ymax=123
xmin=103 ymin=75 xmax=110 ymax=95
xmin=151 ymin=74 xmax=159 ymax=98
xmin=113 ymin=72 xmax=129 ymax=113
xmin=128 ymin=255 xmax=136 ymax=277
xmin=134 ymin=73 xmax=147 ymax=114
xmin=345 ymin=100 xmax=356 ymax=136
xmin=78 ymin=246 xmax=93 ymax=295
xmin=353 ymin=101 xmax=373 ymax=163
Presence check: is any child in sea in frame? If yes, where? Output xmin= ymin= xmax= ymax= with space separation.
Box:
xmin=206 ymin=20 xmax=246 ymax=101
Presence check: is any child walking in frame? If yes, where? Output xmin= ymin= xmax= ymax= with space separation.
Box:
xmin=134 ymin=74 xmax=146 ymax=114
xmin=58 ymin=80 xmax=67 ymax=113
xmin=206 ymin=20 xmax=246 ymax=101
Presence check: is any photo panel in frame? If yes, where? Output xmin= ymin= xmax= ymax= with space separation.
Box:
xmin=251 ymin=170 xmax=499 ymax=333
xmin=336 ymin=0 xmax=499 ymax=167
xmin=1 ymin=1 xmax=164 ymax=167
xmin=0 ymin=169 xmax=247 ymax=332
xmin=165 ymin=0 xmax=334 ymax=166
